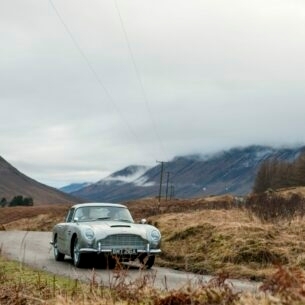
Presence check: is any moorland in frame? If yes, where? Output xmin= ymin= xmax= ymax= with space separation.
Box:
xmin=2 ymin=188 xmax=305 ymax=304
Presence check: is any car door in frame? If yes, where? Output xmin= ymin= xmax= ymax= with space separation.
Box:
xmin=57 ymin=208 xmax=75 ymax=254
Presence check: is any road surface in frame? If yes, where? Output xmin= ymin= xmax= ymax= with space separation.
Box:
xmin=0 ymin=230 xmax=261 ymax=293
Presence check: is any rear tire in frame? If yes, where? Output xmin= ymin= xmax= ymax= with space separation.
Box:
xmin=53 ymin=235 xmax=65 ymax=261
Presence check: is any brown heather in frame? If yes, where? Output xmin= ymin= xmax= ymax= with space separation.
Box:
xmin=2 ymin=190 xmax=305 ymax=280
xmin=2 ymin=255 xmax=305 ymax=304
xmin=3 ymin=189 xmax=305 ymax=303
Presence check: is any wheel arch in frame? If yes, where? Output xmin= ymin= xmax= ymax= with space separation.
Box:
xmin=53 ymin=232 xmax=59 ymax=248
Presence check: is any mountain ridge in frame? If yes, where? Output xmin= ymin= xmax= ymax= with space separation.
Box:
xmin=69 ymin=145 xmax=305 ymax=202
xmin=0 ymin=156 xmax=82 ymax=205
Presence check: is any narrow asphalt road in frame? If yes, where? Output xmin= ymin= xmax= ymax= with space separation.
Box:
xmin=0 ymin=230 xmax=261 ymax=293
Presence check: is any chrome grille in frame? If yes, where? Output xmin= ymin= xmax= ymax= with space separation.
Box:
xmin=98 ymin=234 xmax=146 ymax=249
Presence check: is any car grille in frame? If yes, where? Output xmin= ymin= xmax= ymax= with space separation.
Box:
xmin=98 ymin=234 xmax=147 ymax=249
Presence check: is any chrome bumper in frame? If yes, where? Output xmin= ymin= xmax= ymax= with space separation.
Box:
xmin=79 ymin=248 xmax=161 ymax=255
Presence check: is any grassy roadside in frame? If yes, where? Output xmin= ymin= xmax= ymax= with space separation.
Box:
xmin=0 ymin=255 xmax=95 ymax=304
xmin=152 ymin=209 xmax=305 ymax=280
xmin=2 ymin=254 xmax=305 ymax=304
xmin=2 ymin=194 xmax=305 ymax=281
xmin=0 ymin=254 xmax=239 ymax=305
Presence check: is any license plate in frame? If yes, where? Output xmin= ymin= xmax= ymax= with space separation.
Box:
xmin=112 ymin=249 xmax=137 ymax=255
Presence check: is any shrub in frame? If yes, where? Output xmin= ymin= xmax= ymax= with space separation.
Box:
xmin=245 ymin=192 xmax=305 ymax=222
xmin=9 ymin=196 xmax=34 ymax=207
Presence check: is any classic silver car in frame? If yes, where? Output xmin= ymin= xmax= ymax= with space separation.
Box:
xmin=51 ymin=203 xmax=161 ymax=268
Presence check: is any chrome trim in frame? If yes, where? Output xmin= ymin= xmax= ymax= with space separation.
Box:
xmin=79 ymin=248 xmax=98 ymax=253
xmin=97 ymin=234 xmax=147 ymax=249
xmin=79 ymin=248 xmax=161 ymax=254
xmin=137 ymin=249 xmax=161 ymax=254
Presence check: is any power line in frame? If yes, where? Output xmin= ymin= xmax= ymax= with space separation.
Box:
xmin=113 ymin=0 xmax=168 ymax=159
xmin=48 ymin=0 xmax=156 ymax=160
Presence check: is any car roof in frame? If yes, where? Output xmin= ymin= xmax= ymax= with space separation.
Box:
xmin=71 ymin=202 xmax=127 ymax=209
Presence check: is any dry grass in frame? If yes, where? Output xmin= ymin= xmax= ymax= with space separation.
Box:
xmin=147 ymin=207 xmax=305 ymax=280
xmin=125 ymin=196 xmax=236 ymax=219
xmin=275 ymin=186 xmax=305 ymax=197
xmin=0 ymin=197 xmax=235 ymax=230
xmin=2 ymin=193 xmax=305 ymax=281
xmin=0 ymin=205 xmax=70 ymax=231
xmin=2 ymin=254 xmax=305 ymax=304
xmin=0 ymin=255 xmax=239 ymax=305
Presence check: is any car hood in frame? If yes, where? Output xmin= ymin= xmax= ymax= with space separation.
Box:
xmin=82 ymin=220 xmax=152 ymax=240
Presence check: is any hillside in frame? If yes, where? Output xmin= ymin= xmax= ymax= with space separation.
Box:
xmin=70 ymin=145 xmax=305 ymax=202
xmin=0 ymin=156 xmax=82 ymax=205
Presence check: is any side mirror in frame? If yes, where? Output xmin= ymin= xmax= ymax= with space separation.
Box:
xmin=140 ymin=218 xmax=147 ymax=224
xmin=73 ymin=217 xmax=79 ymax=223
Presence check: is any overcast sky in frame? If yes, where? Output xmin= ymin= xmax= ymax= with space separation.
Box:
xmin=1 ymin=0 xmax=305 ymax=187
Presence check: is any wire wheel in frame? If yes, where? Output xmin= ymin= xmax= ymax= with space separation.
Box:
xmin=53 ymin=235 xmax=65 ymax=261
xmin=73 ymin=237 xmax=83 ymax=268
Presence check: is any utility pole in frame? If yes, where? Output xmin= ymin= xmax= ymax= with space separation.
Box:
xmin=165 ymin=171 xmax=170 ymax=201
xmin=156 ymin=161 xmax=166 ymax=202
xmin=170 ymin=184 xmax=175 ymax=200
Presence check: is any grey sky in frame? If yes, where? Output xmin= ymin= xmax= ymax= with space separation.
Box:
xmin=1 ymin=0 xmax=305 ymax=187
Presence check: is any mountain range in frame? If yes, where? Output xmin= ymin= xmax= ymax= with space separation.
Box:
xmin=65 ymin=145 xmax=305 ymax=203
xmin=1 ymin=145 xmax=304 ymax=205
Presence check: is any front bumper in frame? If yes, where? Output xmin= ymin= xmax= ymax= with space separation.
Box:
xmin=79 ymin=248 xmax=161 ymax=254
xmin=79 ymin=242 xmax=161 ymax=255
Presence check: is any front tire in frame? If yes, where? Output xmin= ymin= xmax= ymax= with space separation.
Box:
xmin=139 ymin=254 xmax=155 ymax=269
xmin=53 ymin=235 xmax=65 ymax=261
xmin=72 ymin=237 xmax=84 ymax=268
xmin=106 ymin=255 xmax=116 ymax=269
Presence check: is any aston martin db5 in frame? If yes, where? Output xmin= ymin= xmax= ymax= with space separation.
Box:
xmin=51 ymin=203 xmax=161 ymax=268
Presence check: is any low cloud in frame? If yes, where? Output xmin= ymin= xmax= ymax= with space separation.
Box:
xmin=1 ymin=0 xmax=305 ymax=186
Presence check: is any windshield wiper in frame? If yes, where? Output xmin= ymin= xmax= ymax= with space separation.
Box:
xmin=115 ymin=219 xmax=132 ymax=223
xmin=94 ymin=217 xmax=110 ymax=221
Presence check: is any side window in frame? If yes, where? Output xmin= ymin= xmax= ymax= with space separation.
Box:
xmin=65 ymin=208 xmax=75 ymax=223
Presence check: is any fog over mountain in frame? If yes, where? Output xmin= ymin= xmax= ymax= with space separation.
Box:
xmin=1 ymin=145 xmax=304 ymax=205
xmin=2 ymin=1 xmax=305 ymax=188
xmin=65 ymin=145 xmax=305 ymax=203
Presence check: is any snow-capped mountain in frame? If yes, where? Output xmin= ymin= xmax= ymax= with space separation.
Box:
xmin=97 ymin=165 xmax=152 ymax=185
xmin=67 ymin=145 xmax=305 ymax=203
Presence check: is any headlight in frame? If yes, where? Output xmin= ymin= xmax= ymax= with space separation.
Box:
xmin=150 ymin=229 xmax=161 ymax=242
xmin=85 ymin=228 xmax=95 ymax=240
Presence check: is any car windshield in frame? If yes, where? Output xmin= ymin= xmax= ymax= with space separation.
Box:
xmin=73 ymin=206 xmax=134 ymax=223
